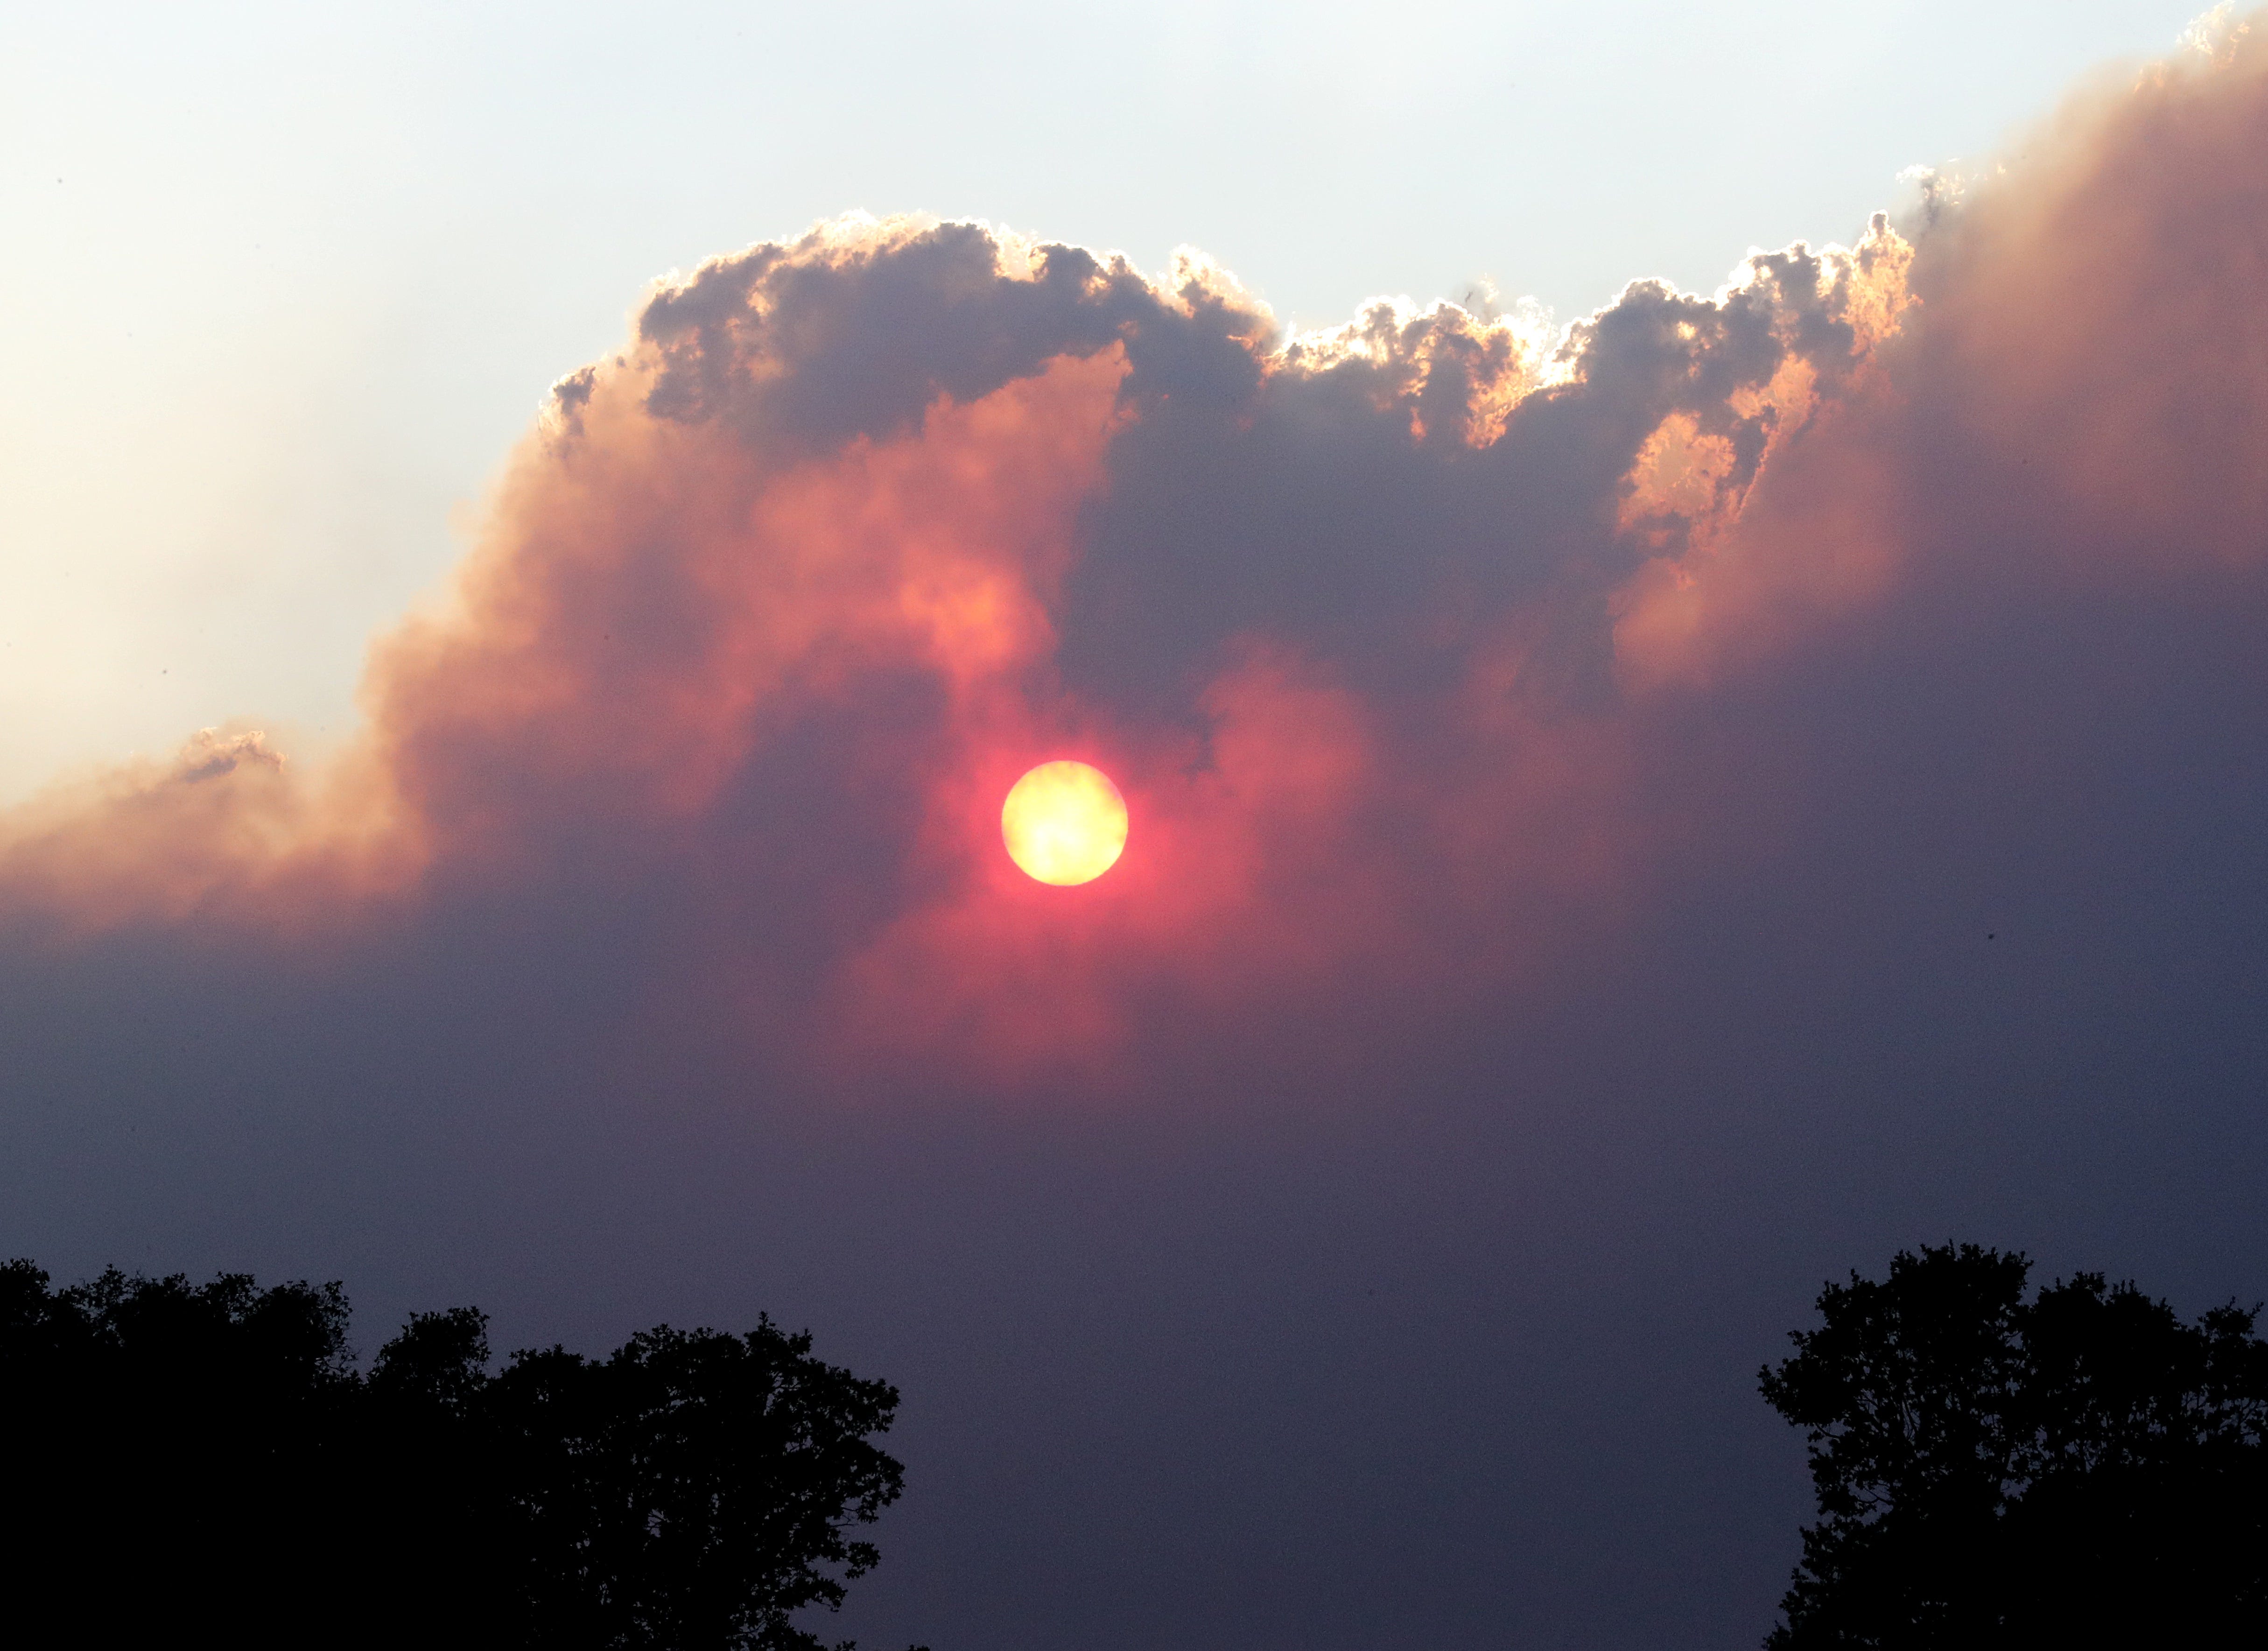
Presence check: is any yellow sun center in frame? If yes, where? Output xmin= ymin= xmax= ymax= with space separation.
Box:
xmin=1001 ymin=761 xmax=1128 ymax=886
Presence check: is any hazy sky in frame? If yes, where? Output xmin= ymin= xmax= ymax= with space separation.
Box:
xmin=0 ymin=0 xmax=2212 ymax=801
xmin=5 ymin=10 xmax=2266 ymax=1651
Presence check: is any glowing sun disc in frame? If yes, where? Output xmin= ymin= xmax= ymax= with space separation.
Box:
xmin=1002 ymin=761 xmax=1128 ymax=885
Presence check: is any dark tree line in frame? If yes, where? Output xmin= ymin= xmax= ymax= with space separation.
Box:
xmin=19 ymin=1242 xmax=2260 ymax=1648
xmin=1761 ymin=1243 xmax=2268 ymax=1647
xmin=0 ymin=1261 xmax=915 ymax=1651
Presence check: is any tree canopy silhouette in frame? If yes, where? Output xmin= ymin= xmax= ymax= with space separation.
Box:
xmin=1760 ymin=1243 xmax=2268 ymax=1647
xmin=0 ymin=1260 xmax=914 ymax=1651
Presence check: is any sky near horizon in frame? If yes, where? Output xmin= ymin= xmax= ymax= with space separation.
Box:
xmin=0 ymin=0 xmax=2217 ymax=802
xmin=6 ymin=8 xmax=2268 ymax=1650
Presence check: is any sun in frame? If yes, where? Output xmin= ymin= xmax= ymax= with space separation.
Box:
xmin=1001 ymin=761 xmax=1128 ymax=885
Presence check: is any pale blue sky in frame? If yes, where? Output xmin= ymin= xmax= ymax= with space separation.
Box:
xmin=0 ymin=0 xmax=2216 ymax=798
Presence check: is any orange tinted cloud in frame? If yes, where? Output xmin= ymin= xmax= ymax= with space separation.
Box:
xmin=7 ymin=29 xmax=2268 ymax=1092
xmin=1614 ymin=30 xmax=2268 ymax=688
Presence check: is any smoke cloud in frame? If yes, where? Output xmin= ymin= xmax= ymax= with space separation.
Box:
xmin=0 ymin=189 xmax=1925 ymax=1080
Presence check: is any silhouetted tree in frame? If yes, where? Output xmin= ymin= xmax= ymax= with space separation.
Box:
xmin=489 ymin=1323 xmax=906 ymax=1650
xmin=0 ymin=1259 xmax=359 ymax=1639
xmin=1760 ymin=1243 xmax=2268 ymax=1647
xmin=365 ymin=1304 xmax=514 ymax=1641
xmin=0 ymin=1261 xmax=915 ymax=1651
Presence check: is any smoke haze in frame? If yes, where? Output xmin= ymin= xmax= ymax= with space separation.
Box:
xmin=5 ymin=19 xmax=2267 ymax=1649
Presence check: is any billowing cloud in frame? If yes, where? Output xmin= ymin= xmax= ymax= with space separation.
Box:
xmin=0 ymin=175 xmax=1924 ymax=1081
xmin=5 ymin=22 xmax=2268 ymax=1651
